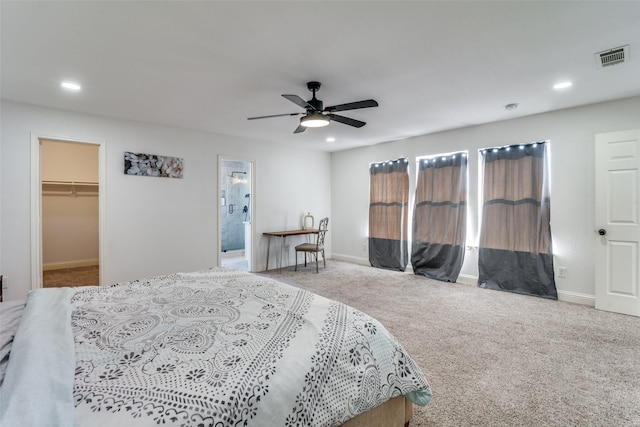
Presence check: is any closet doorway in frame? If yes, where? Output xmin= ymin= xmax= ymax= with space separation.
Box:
xmin=31 ymin=137 xmax=105 ymax=289
xmin=219 ymin=157 xmax=254 ymax=272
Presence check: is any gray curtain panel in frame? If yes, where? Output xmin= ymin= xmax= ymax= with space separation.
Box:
xmin=369 ymin=159 xmax=409 ymax=271
xmin=411 ymin=153 xmax=467 ymax=282
xmin=478 ymin=142 xmax=557 ymax=299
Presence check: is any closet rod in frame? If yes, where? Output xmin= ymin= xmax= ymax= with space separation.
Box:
xmin=42 ymin=180 xmax=98 ymax=186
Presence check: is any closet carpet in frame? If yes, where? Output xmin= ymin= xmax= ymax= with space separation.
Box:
xmin=43 ymin=266 xmax=99 ymax=288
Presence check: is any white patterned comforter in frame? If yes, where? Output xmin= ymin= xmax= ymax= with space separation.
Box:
xmin=0 ymin=269 xmax=431 ymax=427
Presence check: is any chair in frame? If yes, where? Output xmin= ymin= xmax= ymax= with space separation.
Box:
xmin=295 ymin=217 xmax=329 ymax=273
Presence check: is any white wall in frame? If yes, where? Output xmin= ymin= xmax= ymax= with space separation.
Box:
xmin=330 ymin=96 xmax=640 ymax=304
xmin=0 ymin=101 xmax=331 ymax=301
xmin=42 ymin=195 xmax=99 ymax=267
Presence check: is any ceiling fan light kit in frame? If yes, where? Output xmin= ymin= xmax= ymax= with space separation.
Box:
xmin=300 ymin=112 xmax=330 ymax=128
xmin=247 ymin=81 xmax=378 ymax=134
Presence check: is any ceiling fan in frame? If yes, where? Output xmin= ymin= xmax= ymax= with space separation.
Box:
xmin=247 ymin=81 xmax=378 ymax=134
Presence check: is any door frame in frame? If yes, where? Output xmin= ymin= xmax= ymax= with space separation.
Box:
xmin=30 ymin=133 xmax=106 ymax=289
xmin=217 ymin=155 xmax=255 ymax=272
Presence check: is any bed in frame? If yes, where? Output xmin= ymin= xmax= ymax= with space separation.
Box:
xmin=0 ymin=268 xmax=431 ymax=427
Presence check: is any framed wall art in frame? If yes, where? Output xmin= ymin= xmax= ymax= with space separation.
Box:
xmin=124 ymin=152 xmax=183 ymax=178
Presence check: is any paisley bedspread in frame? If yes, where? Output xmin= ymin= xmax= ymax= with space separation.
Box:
xmin=0 ymin=268 xmax=431 ymax=427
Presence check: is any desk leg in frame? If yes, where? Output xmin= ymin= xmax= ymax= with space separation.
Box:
xmin=266 ymin=235 xmax=271 ymax=271
xmin=279 ymin=236 xmax=285 ymax=273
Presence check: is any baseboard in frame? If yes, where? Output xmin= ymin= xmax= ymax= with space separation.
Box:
xmin=43 ymin=258 xmax=99 ymax=271
xmin=332 ymin=253 xmax=370 ymax=266
xmin=557 ymin=290 xmax=595 ymax=306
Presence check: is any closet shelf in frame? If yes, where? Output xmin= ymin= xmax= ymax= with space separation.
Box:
xmin=42 ymin=180 xmax=99 ymax=197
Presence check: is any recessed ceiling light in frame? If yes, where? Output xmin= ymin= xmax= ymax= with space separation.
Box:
xmin=326 ymin=137 xmax=335 ymax=142
xmin=61 ymin=81 xmax=81 ymax=91
xmin=553 ymin=81 xmax=572 ymax=90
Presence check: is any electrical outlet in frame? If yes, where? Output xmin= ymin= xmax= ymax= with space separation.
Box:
xmin=2 ymin=276 xmax=7 ymax=289
xmin=557 ymin=267 xmax=567 ymax=278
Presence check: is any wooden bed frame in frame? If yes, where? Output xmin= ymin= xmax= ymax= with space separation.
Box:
xmin=341 ymin=396 xmax=412 ymax=427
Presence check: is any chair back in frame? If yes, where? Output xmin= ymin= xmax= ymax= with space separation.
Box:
xmin=316 ymin=217 xmax=329 ymax=247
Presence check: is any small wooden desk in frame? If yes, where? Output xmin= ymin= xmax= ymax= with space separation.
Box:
xmin=263 ymin=229 xmax=318 ymax=272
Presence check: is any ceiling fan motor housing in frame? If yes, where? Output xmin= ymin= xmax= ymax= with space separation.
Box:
xmin=306 ymin=81 xmax=324 ymax=111
xmin=308 ymin=98 xmax=323 ymax=111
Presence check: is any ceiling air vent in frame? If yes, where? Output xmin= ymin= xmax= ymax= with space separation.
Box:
xmin=595 ymin=45 xmax=629 ymax=68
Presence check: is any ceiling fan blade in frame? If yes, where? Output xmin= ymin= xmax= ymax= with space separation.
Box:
xmin=325 ymin=99 xmax=378 ymax=112
xmin=293 ymin=124 xmax=306 ymax=134
xmin=247 ymin=112 xmax=301 ymax=120
xmin=328 ymin=114 xmax=366 ymax=128
xmin=282 ymin=94 xmax=314 ymax=110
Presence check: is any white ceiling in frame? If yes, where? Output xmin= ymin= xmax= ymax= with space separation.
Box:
xmin=2 ymin=1 xmax=639 ymax=152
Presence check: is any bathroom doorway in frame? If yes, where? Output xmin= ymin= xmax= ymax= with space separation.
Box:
xmin=219 ymin=157 xmax=253 ymax=271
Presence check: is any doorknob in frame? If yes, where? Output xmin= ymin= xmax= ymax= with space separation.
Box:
xmin=598 ymin=229 xmax=607 ymax=236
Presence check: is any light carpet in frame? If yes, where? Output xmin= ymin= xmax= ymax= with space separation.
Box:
xmin=258 ymin=260 xmax=640 ymax=427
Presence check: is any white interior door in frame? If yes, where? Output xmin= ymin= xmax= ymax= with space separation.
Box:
xmin=595 ymin=129 xmax=640 ymax=317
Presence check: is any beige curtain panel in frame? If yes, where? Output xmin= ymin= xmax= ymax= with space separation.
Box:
xmin=479 ymin=152 xmax=551 ymax=253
